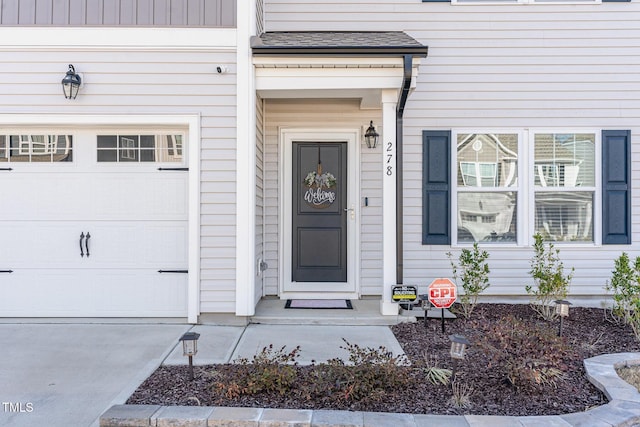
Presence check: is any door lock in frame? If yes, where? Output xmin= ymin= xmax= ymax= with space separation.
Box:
xmin=343 ymin=205 xmax=355 ymax=220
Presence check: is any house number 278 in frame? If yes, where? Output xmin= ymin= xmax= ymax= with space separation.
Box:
xmin=386 ymin=142 xmax=393 ymax=176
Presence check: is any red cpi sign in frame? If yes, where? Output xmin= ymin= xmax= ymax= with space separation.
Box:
xmin=428 ymin=278 xmax=457 ymax=309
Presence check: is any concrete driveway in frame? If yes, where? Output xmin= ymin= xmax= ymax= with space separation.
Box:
xmin=0 ymin=323 xmax=189 ymax=427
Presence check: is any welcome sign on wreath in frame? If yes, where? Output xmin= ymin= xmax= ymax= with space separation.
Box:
xmin=303 ymin=163 xmax=337 ymax=209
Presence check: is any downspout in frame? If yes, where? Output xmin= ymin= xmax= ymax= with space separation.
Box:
xmin=396 ymin=54 xmax=413 ymax=284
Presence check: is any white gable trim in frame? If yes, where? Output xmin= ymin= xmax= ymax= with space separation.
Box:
xmin=0 ymin=27 xmax=236 ymax=50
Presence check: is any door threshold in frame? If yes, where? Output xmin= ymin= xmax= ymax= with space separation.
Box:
xmin=278 ymin=292 xmax=359 ymax=300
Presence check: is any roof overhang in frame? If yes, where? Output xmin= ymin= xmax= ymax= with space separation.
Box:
xmin=251 ymin=32 xmax=428 ymax=108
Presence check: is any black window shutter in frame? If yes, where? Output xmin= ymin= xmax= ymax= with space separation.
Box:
xmin=422 ymin=130 xmax=451 ymax=245
xmin=602 ymin=130 xmax=631 ymax=244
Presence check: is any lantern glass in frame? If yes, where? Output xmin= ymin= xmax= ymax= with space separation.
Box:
xmin=364 ymin=121 xmax=379 ymax=149
xmin=182 ymin=340 xmax=195 ymax=356
xmin=554 ymin=300 xmax=571 ymax=317
xmin=449 ymin=334 xmax=470 ymax=360
xmin=61 ymin=65 xmax=81 ymax=100
xmin=179 ymin=332 xmax=200 ymax=356
xmin=450 ymin=342 xmax=466 ymax=360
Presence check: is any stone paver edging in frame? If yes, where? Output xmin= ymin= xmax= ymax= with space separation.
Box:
xmin=100 ymin=353 xmax=640 ymax=427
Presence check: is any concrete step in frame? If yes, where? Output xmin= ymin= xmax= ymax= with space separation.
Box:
xmin=249 ymin=298 xmax=417 ymax=326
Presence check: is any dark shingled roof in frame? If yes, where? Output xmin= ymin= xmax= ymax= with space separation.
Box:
xmin=251 ymin=31 xmax=428 ymax=56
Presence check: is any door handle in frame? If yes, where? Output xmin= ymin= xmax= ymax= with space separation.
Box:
xmin=79 ymin=232 xmax=85 ymax=257
xmin=85 ymin=232 xmax=90 ymax=258
xmin=343 ymin=205 xmax=355 ymax=220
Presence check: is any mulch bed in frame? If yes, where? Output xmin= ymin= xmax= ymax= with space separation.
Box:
xmin=127 ymin=303 xmax=640 ymax=416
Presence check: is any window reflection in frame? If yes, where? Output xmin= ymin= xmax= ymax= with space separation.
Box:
xmin=457 ymin=133 xmax=518 ymax=188
xmin=457 ymin=133 xmax=518 ymax=243
xmin=0 ymin=134 xmax=72 ymax=163
xmin=458 ymin=192 xmax=517 ymax=242
xmin=534 ymin=133 xmax=595 ymax=242
xmin=97 ymin=134 xmax=184 ymax=163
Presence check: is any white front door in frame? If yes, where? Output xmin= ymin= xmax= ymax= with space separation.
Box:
xmin=0 ymin=130 xmax=188 ymax=317
xmin=280 ymin=130 xmax=360 ymax=298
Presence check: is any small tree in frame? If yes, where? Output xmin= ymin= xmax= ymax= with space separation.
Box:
xmin=606 ymin=252 xmax=640 ymax=340
xmin=526 ymin=233 xmax=574 ymax=321
xmin=447 ymin=242 xmax=490 ymax=318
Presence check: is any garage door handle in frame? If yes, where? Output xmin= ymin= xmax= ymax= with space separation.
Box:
xmin=0 ymin=270 xmax=12 ymax=273
xmin=85 ymin=232 xmax=91 ymax=257
xmin=79 ymin=232 xmax=85 ymax=257
xmin=158 ymin=270 xmax=188 ymax=273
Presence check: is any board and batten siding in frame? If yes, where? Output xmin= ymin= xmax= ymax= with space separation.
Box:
xmin=263 ymin=98 xmax=383 ymax=296
xmin=0 ymin=40 xmax=238 ymax=313
xmin=0 ymin=0 xmax=236 ymax=26
xmin=265 ymin=0 xmax=640 ymax=304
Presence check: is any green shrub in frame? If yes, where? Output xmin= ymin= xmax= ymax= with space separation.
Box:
xmin=606 ymin=252 xmax=640 ymax=340
xmin=447 ymin=243 xmax=490 ymax=318
xmin=526 ymin=233 xmax=573 ymax=321
xmin=477 ymin=315 xmax=572 ymax=391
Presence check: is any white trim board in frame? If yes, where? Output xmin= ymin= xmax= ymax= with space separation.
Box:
xmin=0 ymin=28 xmax=236 ymax=50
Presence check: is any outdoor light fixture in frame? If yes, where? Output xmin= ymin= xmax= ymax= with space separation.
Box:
xmin=449 ymin=334 xmax=470 ymax=360
xmin=61 ymin=64 xmax=81 ymax=99
xmin=179 ymin=331 xmax=200 ymax=380
xmin=555 ymin=300 xmax=572 ymax=337
xmin=364 ymin=121 xmax=379 ymax=149
xmin=449 ymin=334 xmax=471 ymax=378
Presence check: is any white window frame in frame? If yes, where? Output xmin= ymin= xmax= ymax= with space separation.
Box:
xmin=452 ymin=128 xmax=601 ymax=247
xmin=452 ymin=129 xmax=524 ymax=247
xmin=527 ymin=129 xmax=601 ymax=246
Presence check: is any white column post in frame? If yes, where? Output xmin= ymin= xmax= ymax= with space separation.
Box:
xmin=381 ymin=89 xmax=399 ymax=315
xmin=235 ymin=2 xmax=257 ymax=316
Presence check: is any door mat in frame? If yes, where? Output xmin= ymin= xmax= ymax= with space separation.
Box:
xmin=285 ymin=299 xmax=353 ymax=309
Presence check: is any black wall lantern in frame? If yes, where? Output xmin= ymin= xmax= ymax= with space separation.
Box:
xmin=364 ymin=121 xmax=379 ymax=149
xmin=61 ymin=64 xmax=81 ymax=99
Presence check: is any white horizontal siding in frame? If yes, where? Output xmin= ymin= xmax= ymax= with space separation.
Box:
xmin=0 ymin=42 xmax=238 ymax=313
xmin=265 ymin=0 xmax=640 ymax=302
xmin=263 ymin=98 xmax=383 ymax=296
xmin=255 ymin=95 xmax=265 ymax=303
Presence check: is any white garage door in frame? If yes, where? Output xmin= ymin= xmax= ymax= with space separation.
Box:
xmin=0 ymin=130 xmax=188 ymax=317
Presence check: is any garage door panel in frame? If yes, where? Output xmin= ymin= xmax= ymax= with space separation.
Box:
xmin=0 ymin=221 xmax=187 ymax=269
xmin=1 ymin=173 xmax=187 ymax=221
xmin=92 ymin=174 xmax=188 ymax=220
xmin=80 ymin=222 xmax=188 ymax=268
xmin=0 ymin=269 xmax=187 ymax=317
xmin=0 ymin=174 xmax=85 ymax=220
xmin=0 ymin=223 xmax=81 ymax=267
